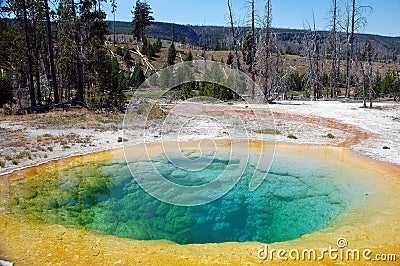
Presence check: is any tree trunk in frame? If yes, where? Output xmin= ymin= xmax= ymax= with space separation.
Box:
xmin=112 ymin=0 xmax=117 ymax=44
xmin=251 ymin=0 xmax=255 ymax=99
xmin=34 ymin=56 xmax=41 ymax=105
xmin=369 ymin=79 xmax=373 ymax=108
xmin=22 ymin=0 xmax=36 ymax=107
xmin=368 ymin=56 xmax=373 ymax=108
xmin=44 ymin=0 xmax=60 ymax=104
xmin=346 ymin=0 xmax=356 ymax=98
xmin=345 ymin=26 xmax=350 ymax=98
xmin=360 ymin=62 xmax=367 ymax=107
xmin=227 ymin=0 xmax=241 ymax=70
xmin=264 ymin=0 xmax=272 ymax=100
xmin=71 ymin=0 xmax=84 ymax=103
xmin=329 ymin=0 xmax=338 ymax=99
xmin=32 ymin=14 xmax=41 ymax=105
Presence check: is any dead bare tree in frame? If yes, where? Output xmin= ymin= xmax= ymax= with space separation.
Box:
xmin=305 ymin=15 xmax=322 ymax=101
xmin=239 ymin=0 xmax=287 ymax=102
xmin=344 ymin=0 xmax=354 ymax=98
xmin=242 ymin=0 xmax=257 ymax=98
xmin=260 ymin=0 xmax=272 ymax=100
xmin=250 ymin=0 xmax=256 ymax=98
xmin=329 ymin=0 xmax=340 ymax=99
xmin=227 ymin=0 xmax=241 ymax=70
xmin=359 ymin=41 xmax=374 ymax=107
xmin=343 ymin=0 xmax=372 ymax=98
xmin=255 ymin=0 xmax=287 ymax=102
xmin=270 ymin=40 xmax=288 ymax=100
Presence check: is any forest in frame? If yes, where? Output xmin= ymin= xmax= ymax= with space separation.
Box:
xmin=0 ymin=0 xmax=399 ymax=113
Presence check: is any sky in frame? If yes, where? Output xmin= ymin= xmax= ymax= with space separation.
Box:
xmin=103 ymin=0 xmax=400 ymax=37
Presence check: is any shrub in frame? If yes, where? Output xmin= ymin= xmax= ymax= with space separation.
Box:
xmin=15 ymin=151 xmax=31 ymax=160
xmin=116 ymin=46 xmax=124 ymax=57
xmin=286 ymin=49 xmax=301 ymax=56
xmin=326 ymin=133 xmax=335 ymax=139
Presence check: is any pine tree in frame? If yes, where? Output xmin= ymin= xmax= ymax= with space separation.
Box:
xmin=2 ymin=3 xmax=30 ymax=106
xmin=109 ymin=57 xmax=125 ymax=107
xmin=154 ymin=38 xmax=162 ymax=51
xmin=31 ymin=1 xmax=45 ymax=105
xmin=72 ymin=0 xmax=84 ymax=103
xmin=0 ymin=13 xmax=9 ymax=69
xmin=158 ymin=66 xmax=172 ymax=88
xmin=132 ymin=0 xmax=154 ymax=41
xmin=132 ymin=62 xmax=145 ymax=89
xmin=141 ymin=38 xmax=155 ymax=59
xmin=373 ymin=71 xmax=382 ymax=97
xmin=226 ymin=52 xmax=233 ymax=65
xmin=200 ymin=62 xmax=233 ymax=100
xmin=123 ymin=48 xmax=134 ymax=67
xmin=111 ymin=0 xmax=117 ymax=44
xmin=242 ymin=32 xmax=255 ymax=72
xmin=0 ymin=74 xmax=13 ymax=106
xmin=171 ymin=24 xmax=176 ymax=42
xmin=44 ymin=0 xmax=59 ymax=104
xmin=57 ymin=0 xmax=79 ymax=103
xmin=21 ymin=0 xmax=36 ymax=106
xmin=79 ymin=0 xmax=109 ymax=104
xmin=146 ymin=43 xmax=154 ymax=59
xmin=184 ymin=51 xmax=193 ymax=62
xmin=167 ymin=42 xmax=176 ymax=66
xmin=214 ymin=37 xmax=221 ymax=51
xmin=175 ymin=65 xmax=193 ymax=99
xmin=141 ymin=37 xmax=154 ymax=59
xmin=141 ymin=37 xmax=148 ymax=53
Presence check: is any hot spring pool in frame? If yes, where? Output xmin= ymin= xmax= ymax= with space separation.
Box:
xmin=0 ymin=140 xmax=386 ymax=245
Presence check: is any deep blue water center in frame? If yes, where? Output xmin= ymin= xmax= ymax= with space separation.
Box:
xmin=9 ymin=148 xmax=369 ymax=244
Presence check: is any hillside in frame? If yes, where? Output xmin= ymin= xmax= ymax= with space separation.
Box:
xmin=106 ymin=21 xmax=400 ymax=60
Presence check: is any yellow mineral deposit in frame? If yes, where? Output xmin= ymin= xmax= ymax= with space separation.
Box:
xmin=0 ymin=141 xmax=399 ymax=265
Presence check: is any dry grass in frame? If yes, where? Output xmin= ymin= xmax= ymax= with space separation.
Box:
xmin=1 ymin=109 xmax=124 ymax=130
xmin=253 ymin=128 xmax=281 ymax=135
xmin=0 ymin=109 xmax=121 ymax=169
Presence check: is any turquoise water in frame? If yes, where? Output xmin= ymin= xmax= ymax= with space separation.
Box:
xmin=5 ymin=147 xmax=372 ymax=244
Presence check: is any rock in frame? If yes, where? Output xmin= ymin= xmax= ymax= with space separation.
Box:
xmin=0 ymin=260 xmax=14 ymax=266
xmin=117 ymin=137 xmax=128 ymax=142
